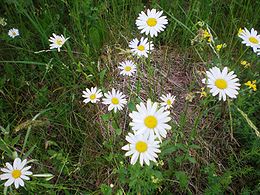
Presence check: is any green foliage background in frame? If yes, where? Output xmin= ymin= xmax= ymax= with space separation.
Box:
xmin=0 ymin=0 xmax=259 ymax=194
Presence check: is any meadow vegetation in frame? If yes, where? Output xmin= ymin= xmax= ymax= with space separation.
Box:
xmin=0 ymin=0 xmax=259 ymax=194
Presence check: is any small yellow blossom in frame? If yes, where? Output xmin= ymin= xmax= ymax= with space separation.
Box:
xmin=200 ymin=87 xmax=207 ymax=98
xmin=238 ymin=28 xmax=243 ymax=36
xmin=203 ymin=30 xmax=210 ymax=39
xmin=202 ymin=30 xmax=213 ymax=42
xmin=216 ymin=43 xmax=227 ymax=52
xmin=240 ymin=60 xmax=251 ymax=68
xmin=245 ymin=80 xmax=257 ymax=91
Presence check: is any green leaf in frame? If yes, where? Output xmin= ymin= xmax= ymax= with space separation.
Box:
xmin=187 ymin=156 xmax=197 ymax=164
xmin=101 ymin=113 xmax=110 ymax=121
xmin=89 ymin=27 xmax=101 ymax=49
xmin=161 ymin=145 xmax=178 ymax=155
xmin=115 ymin=128 xmax=122 ymax=136
xmin=11 ymin=134 xmax=21 ymax=146
xmin=128 ymin=101 xmax=135 ymax=112
xmin=175 ymin=171 xmax=189 ymax=189
xmin=0 ymin=138 xmax=13 ymax=157
xmin=23 ymin=144 xmax=37 ymax=159
xmin=99 ymin=69 xmax=107 ymax=86
xmin=100 ymin=184 xmax=112 ymax=195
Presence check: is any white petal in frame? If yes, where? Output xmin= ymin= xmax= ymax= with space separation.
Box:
xmin=4 ymin=178 xmax=14 ymax=187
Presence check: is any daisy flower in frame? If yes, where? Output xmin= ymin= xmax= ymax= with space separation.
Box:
xmin=82 ymin=87 xmax=103 ymax=104
xmin=160 ymin=93 xmax=176 ymax=109
xmin=49 ymin=33 xmax=69 ymax=52
xmin=129 ymin=37 xmax=154 ymax=58
xmin=118 ymin=60 xmax=137 ymax=76
xmin=102 ymin=89 xmax=127 ymax=112
xmin=129 ymin=99 xmax=171 ymax=142
xmin=0 ymin=158 xmax=32 ymax=189
xmin=8 ymin=28 xmax=19 ymax=38
xmin=238 ymin=28 xmax=260 ymax=52
xmin=202 ymin=67 xmax=240 ymax=101
xmin=136 ymin=9 xmax=168 ymax=37
xmin=122 ymin=132 xmax=160 ymax=166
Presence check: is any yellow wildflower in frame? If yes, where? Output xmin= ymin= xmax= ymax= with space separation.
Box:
xmin=203 ymin=30 xmax=210 ymax=39
xmin=200 ymin=87 xmax=207 ymax=98
xmin=240 ymin=60 xmax=251 ymax=68
xmin=238 ymin=28 xmax=243 ymax=36
xmin=245 ymin=80 xmax=257 ymax=91
xmin=216 ymin=43 xmax=227 ymax=52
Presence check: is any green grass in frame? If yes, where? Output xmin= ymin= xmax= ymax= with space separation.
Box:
xmin=0 ymin=0 xmax=260 ymax=194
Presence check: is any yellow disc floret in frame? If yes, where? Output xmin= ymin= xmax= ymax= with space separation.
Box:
xmin=144 ymin=116 xmax=158 ymax=129
xmin=56 ymin=39 xmax=63 ymax=46
xmin=146 ymin=18 xmax=157 ymax=27
xmin=124 ymin=66 xmax=132 ymax=71
xmin=12 ymin=170 xmax=21 ymax=179
xmin=249 ymin=37 xmax=259 ymax=44
xmin=137 ymin=45 xmax=145 ymax=51
xmin=135 ymin=141 xmax=148 ymax=153
xmin=111 ymin=97 xmax=119 ymax=105
xmin=90 ymin=94 xmax=96 ymax=100
xmin=215 ymin=79 xmax=228 ymax=89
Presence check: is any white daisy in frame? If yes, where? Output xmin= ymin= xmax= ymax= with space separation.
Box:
xmin=8 ymin=28 xmax=19 ymax=38
xmin=160 ymin=93 xmax=176 ymax=109
xmin=0 ymin=158 xmax=32 ymax=189
xmin=118 ymin=60 xmax=137 ymax=76
xmin=102 ymin=89 xmax=127 ymax=112
xmin=255 ymin=48 xmax=260 ymax=56
xmin=238 ymin=28 xmax=260 ymax=52
xmin=129 ymin=37 xmax=154 ymax=58
xmin=129 ymin=99 xmax=171 ymax=142
xmin=202 ymin=67 xmax=240 ymax=101
xmin=136 ymin=9 xmax=168 ymax=37
xmin=122 ymin=132 xmax=160 ymax=166
xmin=82 ymin=87 xmax=103 ymax=104
xmin=49 ymin=33 xmax=69 ymax=52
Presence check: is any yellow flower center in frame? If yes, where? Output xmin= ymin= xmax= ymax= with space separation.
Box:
xmin=124 ymin=66 xmax=132 ymax=72
xmin=249 ymin=37 xmax=259 ymax=44
xmin=90 ymin=94 xmax=96 ymax=100
xmin=137 ymin=45 xmax=145 ymax=51
xmin=215 ymin=79 xmax=228 ymax=89
xmin=111 ymin=97 xmax=119 ymax=105
xmin=146 ymin=18 xmax=157 ymax=27
xmin=12 ymin=170 xmax=21 ymax=179
xmin=166 ymin=99 xmax=171 ymax=105
xmin=144 ymin=115 xmax=158 ymax=129
xmin=56 ymin=39 xmax=63 ymax=46
xmin=135 ymin=141 xmax=148 ymax=153
xmin=12 ymin=32 xmax=16 ymax=35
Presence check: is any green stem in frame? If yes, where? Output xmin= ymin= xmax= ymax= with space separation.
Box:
xmin=147 ymin=36 xmax=153 ymax=99
xmin=227 ymin=98 xmax=234 ymax=140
